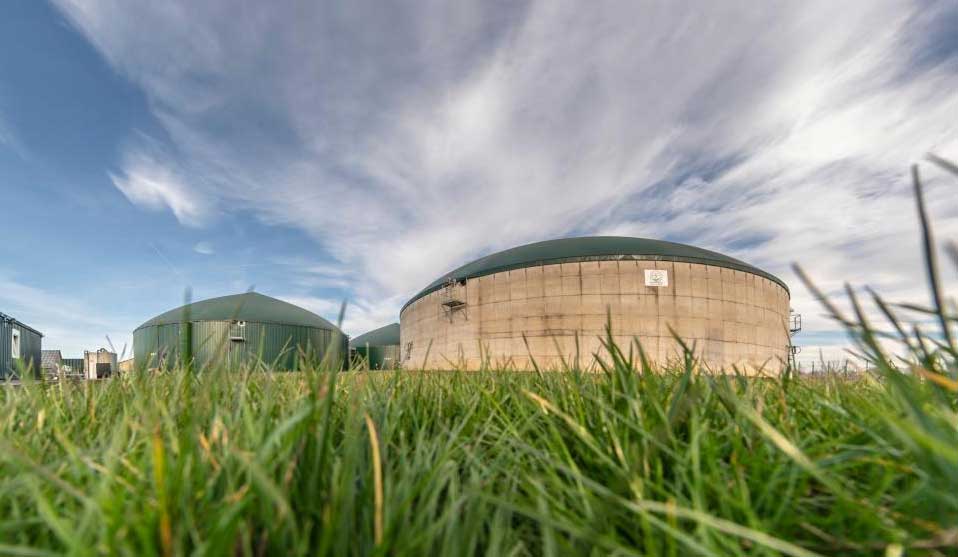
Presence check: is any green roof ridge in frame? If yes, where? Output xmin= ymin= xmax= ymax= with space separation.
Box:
xmin=349 ymin=323 xmax=400 ymax=348
xmin=135 ymin=292 xmax=339 ymax=331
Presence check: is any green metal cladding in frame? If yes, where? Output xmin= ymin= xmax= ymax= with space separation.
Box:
xmin=134 ymin=293 xmax=345 ymax=371
xmin=349 ymin=323 xmax=400 ymax=370
xmin=349 ymin=323 xmax=399 ymax=348
xmin=403 ymin=236 xmax=788 ymax=311
xmin=1 ymin=312 xmax=43 ymax=380
xmin=61 ymin=358 xmax=84 ymax=374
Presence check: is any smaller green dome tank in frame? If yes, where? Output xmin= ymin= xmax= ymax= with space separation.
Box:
xmin=133 ymin=292 xmax=345 ymax=371
xmin=349 ymin=323 xmax=400 ymax=370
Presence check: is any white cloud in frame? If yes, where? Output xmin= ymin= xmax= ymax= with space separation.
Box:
xmin=193 ymin=241 xmax=215 ymax=255
xmin=0 ymin=111 xmax=27 ymax=159
xmin=52 ymin=0 xmax=958 ymax=360
xmin=0 ymin=116 xmax=14 ymax=148
xmin=0 ymin=277 xmax=134 ymax=358
xmin=109 ymin=146 xmax=211 ymax=226
xmin=278 ymin=294 xmax=403 ymax=339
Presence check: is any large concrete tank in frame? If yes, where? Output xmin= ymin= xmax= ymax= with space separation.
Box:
xmin=400 ymin=237 xmax=791 ymax=373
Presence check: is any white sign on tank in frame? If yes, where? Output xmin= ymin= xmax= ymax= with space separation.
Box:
xmin=644 ymin=269 xmax=668 ymax=287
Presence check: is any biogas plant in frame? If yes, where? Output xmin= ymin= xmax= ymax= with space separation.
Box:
xmin=399 ymin=237 xmax=798 ymax=373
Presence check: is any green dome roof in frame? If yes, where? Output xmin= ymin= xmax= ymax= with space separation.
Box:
xmin=402 ymin=236 xmax=787 ymax=311
xmin=135 ymin=292 xmax=338 ymax=331
xmin=349 ymin=323 xmax=399 ymax=349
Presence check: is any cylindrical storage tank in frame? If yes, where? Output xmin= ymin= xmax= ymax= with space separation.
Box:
xmin=134 ymin=292 xmax=346 ymax=371
xmin=400 ymin=237 xmax=791 ymax=373
xmin=349 ymin=323 xmax=400 ymax=370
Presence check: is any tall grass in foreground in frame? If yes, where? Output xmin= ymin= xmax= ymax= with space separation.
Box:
xmin=0 ymin=159 xmax=956 ymax=556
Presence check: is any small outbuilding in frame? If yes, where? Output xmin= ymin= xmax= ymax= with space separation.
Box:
xmin=61 ymin=358 xmax=85 ymax=378
xmin=134 ymin=292 xmax=346 ymax=371
xmin=1 ymin=312 xmax=43 ymax=380
xmin=84 ymin=348 xmax=118 ymax=379
xmin=349 ymin=323 xmax=400 ymax=370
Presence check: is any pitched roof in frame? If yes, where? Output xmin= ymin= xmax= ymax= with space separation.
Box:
xmin=41 ymin=350 xmax=62 ymax=366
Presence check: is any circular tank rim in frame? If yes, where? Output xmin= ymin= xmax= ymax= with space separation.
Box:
xmin=133 ymin=320 xmax=342 ymax=334
xmin=401 ymin=237 xmax=789 ymax=314
xmin=349 ymin=323 xmax=400 ymax=349
xmin=135 ymin=292 xmax=340 ymax=332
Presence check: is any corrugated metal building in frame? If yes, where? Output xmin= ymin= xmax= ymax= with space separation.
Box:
xmin=134 ymin=292 xmax=346 ymax=371
xmin=61 ymin=358 xmax=85 ymax=377
xmin=349 ymin=323 xmax=400 ymax=370
xmin=1 ymin=312 xmax=43 ymax=380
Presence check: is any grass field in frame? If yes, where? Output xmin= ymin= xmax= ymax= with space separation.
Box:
xmin=1 ymin=335 xmax=956 ymax=556
xmin=1 ymin=161 xmax=956 ymax=556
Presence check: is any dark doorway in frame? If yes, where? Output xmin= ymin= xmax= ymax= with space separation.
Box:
xmin=96 ymin=362 xmax=112 ymax=378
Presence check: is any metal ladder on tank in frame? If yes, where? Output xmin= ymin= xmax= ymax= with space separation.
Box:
xmin=788 ymin=309 xmax=802 ymax=370
xmin=440 ymin=278 xmax=467 ymax=322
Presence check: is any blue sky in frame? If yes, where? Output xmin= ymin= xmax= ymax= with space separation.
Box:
xmin=1 ymin=1 xmax=956 ymax=364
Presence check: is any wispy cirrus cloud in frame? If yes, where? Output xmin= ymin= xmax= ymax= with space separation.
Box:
xmin=279 ymin=294 xmax=405 ymax=341
xmin=0 ymin=115 xmax=14 ymax=148
xmin=193 ymin=241 xmax=215 ymax=255
xmin=109 ymin=144 xmax=212 ymax=226
xmin=0 ymin=276 xmax=134 ymax=357
xmin=52 ymin=0 xmax=958 ymax=357
xmin=0 ymin=110 xmax=27 ymax=159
